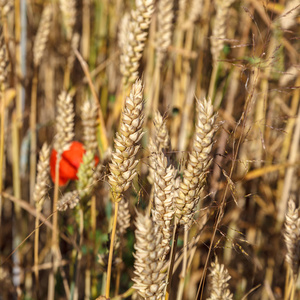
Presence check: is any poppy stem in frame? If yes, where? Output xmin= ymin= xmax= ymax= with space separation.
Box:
xmin=105 ymin=200 xmax=119 ymax=298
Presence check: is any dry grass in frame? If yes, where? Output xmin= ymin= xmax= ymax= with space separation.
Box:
xmin=0 ymin=1 xmax=299 ymax=299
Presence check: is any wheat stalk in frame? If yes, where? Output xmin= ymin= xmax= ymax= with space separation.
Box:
xmin=33 ymin=143 xmax=50 ymax=285
xmin=119 ymin=0 xmax=154 ymax=85
xmin=132 ymin=211 xmax=167 ymax=299
xmin=49 ymin=90 xmax=75 ymax=298
xmin=67 ymin=32 xmax=80 ymax=72
xmin=33 ymin=4 xmax=52 ymax=68
xmin=106 ymin=79 xmax=145 ymax=297
xmin=175 ymin=98 xmax=217 ymax=226
xmin=208 ymin=258 xmax=233 ymax=300
xmin=0 ymin=23 xmax=9 ymax=229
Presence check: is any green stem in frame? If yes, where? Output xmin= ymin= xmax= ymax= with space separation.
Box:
xmin=105 ymin=201 xmax=119 ymax=298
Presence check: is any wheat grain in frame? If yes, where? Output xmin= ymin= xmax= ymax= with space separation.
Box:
xmin=175 ymin=98 xmax=217 ymax=226
xmin=108 ymin=79 xmax=144 ymax=202
xmin=33 ymin=4 xmax=52 ymax=68
xmin=33 ymin=143 xmax=50 ymax=210
xmin=132 ymin=211 xmax=167 ymax=299
xmin=53 ymin=91 xmax=75 ymax=154
xmin=208 ymin=258 xmax=233 ymax=300
xmin=284 ymin=198 xmax=300 ymax=276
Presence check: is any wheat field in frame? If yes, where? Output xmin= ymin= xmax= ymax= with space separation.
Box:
xmin=0 ymin=0 xmax=299 ymax=299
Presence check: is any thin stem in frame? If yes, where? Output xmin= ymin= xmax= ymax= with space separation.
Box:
xmin=105 ymin=201 xmax=119 ymax=298
xmin=165 ymin=221 xmax=179 ymax=300
xmin=208 ymin=62 xmax=218 ymax=102
xmin=48 ymin=152 xmax=61 ymax=300
xmin=0 ymin=84 xmax=6 ymax=231
xmin=114 ymin=244 xmax=122 ymax=296
xmin=176 ymin=226 xmax=188 ymax=300
xmin=73 ymin=48 xmax=108 ymax=156
xmin=30 ymin=68 xmax=38 ymax=205
xmin=74 ymin=208 xmax=84 ymax=300
xmin=34 ymin=209 xmax=41 ymax=287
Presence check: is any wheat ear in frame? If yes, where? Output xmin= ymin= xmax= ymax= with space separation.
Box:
xmin=152 ymin=150 xmax=176 ymax=257
xmin=175 ymin=98 xmax=217 ymax=226
xmin=59 ymin=0 xmax=76 ymax=41
xmin=119 ymin=0 xmax=154 ymax=85
xmin=33 ymin=4 xmax=52 ymax=68
xmin=49 ymin=91 xmax=74 ymax=299
xmin=156 ymin=0 xmax=174 ymax=67
xmin=117 ymin=197 xmax=131 ymax=236
xmin=34 ymin=143 xmax=50 ymax=209
xmin=148 ymin=111 xmax=170 ymax=184
xmin=132 ymin=211 xmax=167 ymax=299
xmin=57 ymin=191 xmax=80 ymax=211
xmin=208 ymin=258 xmax=233 ymax=300
xmin=33 ymin=143 xmax=50 ymax=285
xmin=106 ymin=79 xmax=144 ymax=298
xmin=77 ymin=151 xmax=101 ymax=199
xmin=54 ymin=91 xmax=75 ymax=153
xmin=108 ymin=79 xmax=145 ymax=201
xmin=210 ymin=0 xmax=235 ymax=65
xmin=81 ymin=100 xmax=98 ymax=152
xmin=284 ymin=198 xmax=300 ymax=276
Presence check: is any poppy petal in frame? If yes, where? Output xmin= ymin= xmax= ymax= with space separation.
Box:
xmin=50 ymin=149 xmax=78 ymax=185
xmin=62 ymin=141 xmax=85 ymax=169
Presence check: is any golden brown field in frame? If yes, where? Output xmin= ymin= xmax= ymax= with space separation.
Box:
xmin=0 ymin=0 xmax=299 ymax=299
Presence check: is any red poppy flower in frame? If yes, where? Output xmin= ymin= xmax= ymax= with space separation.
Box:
xmin=50 ymin=141 xmax=99 ymax=186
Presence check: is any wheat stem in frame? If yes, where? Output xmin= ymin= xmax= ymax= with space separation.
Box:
xmin=29 ymin=69 xmax=38 ymax=205
xmin=105 ymin=201 xmax=119 ymax=298
xmin=177 ymin=226 xmax=189 ymax=300
xmin=165 ymin=221 xmax=179 ymax=300
xmin=48 ymin=153 xmax=61 ymax=300
xmin=0 ymin=84 xmax=5 ymax=228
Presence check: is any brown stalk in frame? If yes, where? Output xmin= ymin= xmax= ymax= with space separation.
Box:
xmin=73 ymin=48 xmax=108 ymax=156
